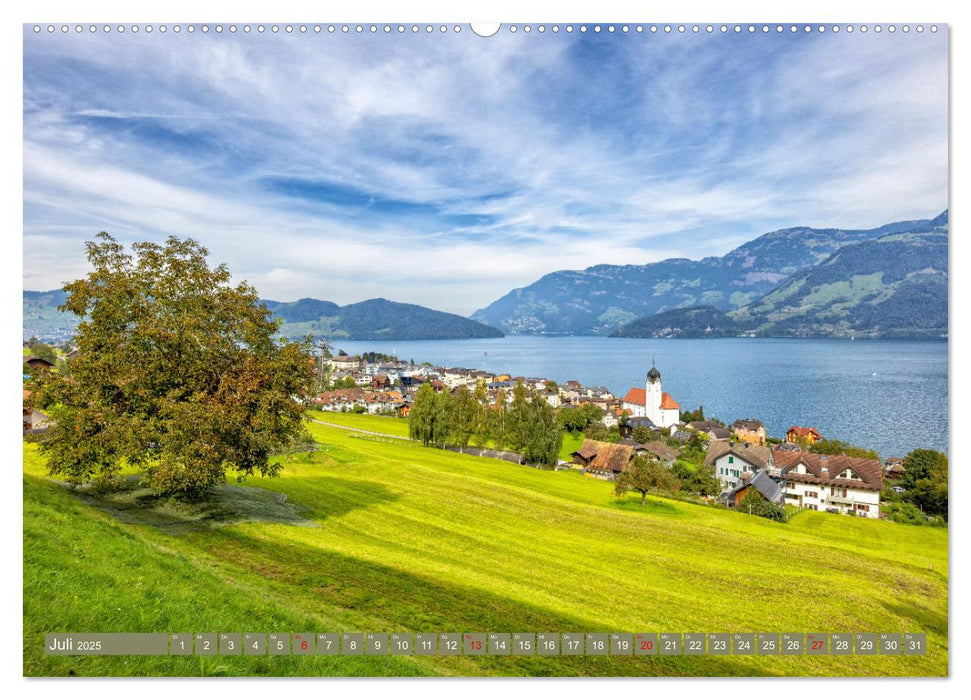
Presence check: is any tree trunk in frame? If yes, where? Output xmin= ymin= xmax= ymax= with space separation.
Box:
xmin=641 ymin=491 xmax=646 ymax=506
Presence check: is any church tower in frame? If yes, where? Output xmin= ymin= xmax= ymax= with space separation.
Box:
xmin=645 ymin=362 xmax=662 ymax=426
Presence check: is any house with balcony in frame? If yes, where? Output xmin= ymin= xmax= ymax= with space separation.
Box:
xmin=771 ymin=449 xmax=883 ymax=518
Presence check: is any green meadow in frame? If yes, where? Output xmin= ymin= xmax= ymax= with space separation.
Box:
xmin=23 ymin=415 xmax=948 ymax=677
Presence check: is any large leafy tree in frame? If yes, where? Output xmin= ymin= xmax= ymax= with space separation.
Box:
xmin=29 ymin=233 xmax=316 ymax=499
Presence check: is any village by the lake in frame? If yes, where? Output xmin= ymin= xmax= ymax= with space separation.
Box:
xmin=302 ymin=349 xmax=940 ymax=524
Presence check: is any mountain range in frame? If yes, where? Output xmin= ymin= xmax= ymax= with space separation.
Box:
xmin=23 ymin=210 xmax=948 ymax=343
xmin=23 ymin=293 xmax=503 ymax=342
xmin=262 ymin=297 xmax=503 ymax=340
xmin=474 ymin=211 xmax=948 ymax=339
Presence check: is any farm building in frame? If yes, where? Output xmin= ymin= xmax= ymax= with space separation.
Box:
xmin=572 ymin=439 xmax=635 ymax=480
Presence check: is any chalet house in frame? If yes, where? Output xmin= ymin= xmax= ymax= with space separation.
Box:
xmin=883 ymin=457 xmax=906 ymax=480
xmin=313 ymin=388 xmax=401 ymax=414
xmin=724 ymin=471 xmax=785 ymax=509
xmin=786 ymin=426 xmax=822 ymax=445
xmin=572 ymin=439 xmax=635 ymax=480
xmin=640 ymin=440 xmax=679 ymax=466
xmin=371 ymin=374 xmax=392 ymax=390
xmin=314 ymin=388 xmax=366 ymax=412
xmin=732 ymin=419 xmax=767 ymax=446
xmin=771 ymin=449 xmax=883 ymax=519
xmin=23 ymin=356 xmax=55 ymax=377
xmin=705 ymin=440 xmax=773 ymax=491
xmin=687 ymin=420 xmax=731 ymax=441
xmin=621 ymin=364 xmax=680 ymax=428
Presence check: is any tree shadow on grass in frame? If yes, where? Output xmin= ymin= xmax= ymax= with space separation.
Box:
xmin=59 ymin=474 xmax=397 ymax=536
xmin=880 ymin=599 xmax=949 ymax=638
xmin=207 ymin=529 xmax=785 ymax=678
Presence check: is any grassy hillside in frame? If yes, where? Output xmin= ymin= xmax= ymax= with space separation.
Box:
xmin=729 ymin=228 xmax=947 ymax=339
xmin=308 ymin=410 xmax=411 ymax=437
xmin=24 ymin=417 xmax=947 ymax=677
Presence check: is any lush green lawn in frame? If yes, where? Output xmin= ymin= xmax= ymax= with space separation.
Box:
xmin=559 ymin=431 xmax=584 ymax=462
xmin=23 ymin=414 xmax=947 ymax=677
xmin=308 ymin=410 xmax=411 ymax=438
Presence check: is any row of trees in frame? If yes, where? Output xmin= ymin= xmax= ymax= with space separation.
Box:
xmin=408 ymin=381 xmax=562 ymax=466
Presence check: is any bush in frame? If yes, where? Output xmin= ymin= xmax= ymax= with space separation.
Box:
xmin=740 ymin=489 xmax=786 ymax=522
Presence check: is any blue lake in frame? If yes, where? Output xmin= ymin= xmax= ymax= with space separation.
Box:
xmin=332 ymin=336 xmax=948 ymax=460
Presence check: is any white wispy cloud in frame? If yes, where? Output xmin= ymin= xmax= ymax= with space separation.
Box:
xmin=23 ymin=27 xmax=948 ymax=314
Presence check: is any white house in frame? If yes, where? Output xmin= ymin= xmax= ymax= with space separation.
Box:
xmin=621 ymin=364 xmax=680 ymax=428
xmin=704 ymin=441 xmax=774 ymax=491
xmin=772 ymin=450 xmax=883 ymax=519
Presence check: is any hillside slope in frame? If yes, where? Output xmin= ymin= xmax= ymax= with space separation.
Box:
xmin=611 ymin=212 xmax=947 ymax=339
xmin=24 ymin=420 xmax=947 ymax=677
xmin=729 ymin=218 xmax=947 ymax=338
xmin=472 ymin=213 xmax=947 ymax=336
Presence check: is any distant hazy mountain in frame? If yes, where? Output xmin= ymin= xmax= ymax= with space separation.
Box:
xmin=610 ymin=305 xmax=739 ymax=339
xmin=612 ymin=211 xmax=948 ymax=340
xmin=23 ymin=293 xmax=503 ymax=342
xmin=472 ymin=213 xmax=947 ymax=336
xmin=265 ymin=297 xmax=504 ymax=340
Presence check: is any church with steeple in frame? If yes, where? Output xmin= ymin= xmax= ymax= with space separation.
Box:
xmin=621 ymin=361 xmax=681 ymax=429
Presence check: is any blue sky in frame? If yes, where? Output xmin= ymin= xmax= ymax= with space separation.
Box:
xmin=23 ymin=25 xmax=948 ymax=314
